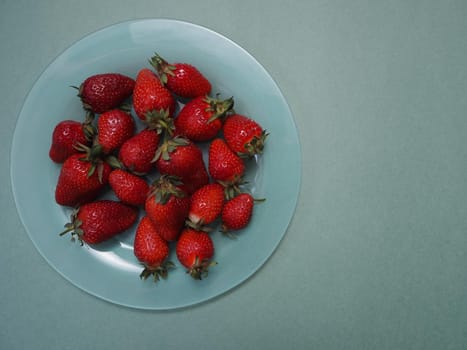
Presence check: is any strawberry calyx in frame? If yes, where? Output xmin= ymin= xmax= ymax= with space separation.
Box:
xmin=139 ymin=260 xmax=175 ymax=282
xmin=185 ymin=218 xmax=213 ymax=233
xmin=73 ymin=142 xmax=107 ymax=183
xmin=149 ymin=175 xmax=186 ymax=205
xmin=82 ymin=110 xmax=97 ymax=141
xmin=187 ymin=256 xmax=217 ymax=280
xmin=239 ymin=130 xmax=269 ymax=158
xmin=217 ymin=175 xmax=247 ymax=200
xmin=152 ymin=135 xmax=190 ymax=163
xmin=205 ymin=95 xmax=234 ymax=123
xmin=143 ymin=108 xmax=175 ymax=137
xmin=149 ymin=53 xmax=177 ymax=85
xmin=59 ymin=208 xmax=85 ymax=245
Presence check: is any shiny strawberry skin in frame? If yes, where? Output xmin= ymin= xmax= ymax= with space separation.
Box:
xmin=49 ymin=120 xmax=89 ymax=163
xmin=78 ymin=73 xmax=135 ymax=113
xmin=145 ymin=190 xmax=190 ymax=241
xmin=55 ymin=153 xmax=111 ymax=207
xmin=97 ymin=110 xmax=135 ymax=153
xmin=133 ymin=68 xmax=176 ymax=121
xmin=156 ymin=139 xmax=205 ymax=180
xmin=74 ymin=200 xmax=138 ymax=244
xmin=223 ymin=114 xmax=266 ymax=156
xmin=165 ymin=63 xmax=211 ymax=98
xmin=188 ymin=183 xmax=225 ymax=225
xmin=109 ymin=169 xmax=149 ymax=206
xmin=134 ymin=216 xmax=170 ymax=268
xmin=118 ymin=129 xmax=160 ymax=174
xmin=221 ymin=193 xmax=255 ymax=231
xmin=176 ymin=228 xmax=215 ymax=279
xmin=208 ymin=138 xmax=245 ymax=182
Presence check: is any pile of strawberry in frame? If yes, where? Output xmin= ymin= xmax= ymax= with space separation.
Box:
xmin=50 ymin=53 xmax=268 ymax=281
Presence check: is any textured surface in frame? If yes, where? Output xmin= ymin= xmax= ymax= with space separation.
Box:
xmin=2 ymin=1 xmax=467 ymax=349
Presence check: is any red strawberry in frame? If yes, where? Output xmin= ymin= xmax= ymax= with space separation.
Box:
xmin=221 ymin=193 xmax=263 ymax=232
xmin=118 ymin=129 xmax=160 ymax=174
xmin=49 ymin=120 xmax=91 ymax=163
xmin=55 ymin=152 xmax=111 ymax=207
xmin=133 ymin=216 xmax=174 ymax=281
xmin=97 ymin=109 xmax=135 ymax=154
xmin=176 ymin=228 xmax=216 ymax=280
xmin=77 ymin=73 xmax=135 ymax=114
xmin=155 ymin=136 xmax=209 ymax=194
xmin=223 ymin=114 xmax=268 ymax=157
xmin=208 ymin=138 xmax=245 ymax=184
xmin=108 ymin=169 xmax=149 ymax=206
xmin=187 ymin=183 xmax=225 ymax=229
xmin=145 ymin=176 xmax=191 ymax=242
xmin=60 ymin=200 xmax=138 ymax=245
xmin=133 ymin=68 xmax=176 ymax=126
xmin=149 ymin=53 xmax=211 ymax=98
xmin=174 ymin=95 xmax=234 ymax=142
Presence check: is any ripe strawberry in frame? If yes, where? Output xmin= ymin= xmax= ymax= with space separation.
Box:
xmin=118 ymin=129 xmax=160 ymax=174
xmin=208 ymin=138 xmax=245 ymax=183
xmin=133 ymin=68 xmax=176 ymax=125
xmin=176 ymin=228 xmax=216 ymax=280
xmin=49 ymin=119 xmax=91 ymax=163
xmin=187 ymin=183 xmax=225 ymax=229
xmin=108 ymin=169 xmax=149 ymax=206
xmin=154 ymin=136 xmax=209 ymax=194
xmin=60 ymin=200 xmax=138 ymax=245
xmin=221 ymin=193 xmax=263 ymax=232
xmin=145 ymin=176 xmax=191 ymax=241
xmin=149 ymin=53 xmax=211 ymax=98
xmin=76 ymin=73 xmax=135 ymax=114
xmin=223 ymin=114 xmax=268 ymax=157
xmin=97 ymin=109 xmax=135 ymax=154
xmin=133 ymin=216 xmax=174 ymax=281
xmin=55 ymin=152 xmax=111 ymax=207
xmin=174 ymin=95 xmax=234 ymax=142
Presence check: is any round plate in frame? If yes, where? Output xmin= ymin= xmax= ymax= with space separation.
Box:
xmin=10 ymin=19 xmax=301 ymax=310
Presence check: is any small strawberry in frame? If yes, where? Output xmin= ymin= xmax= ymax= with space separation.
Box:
xmin=223 ymin=114 xmax=268 ymax=157
xmin=208 ymin=138 xmax=245 ymax=186
xmin=221 ymin=193 xmax=264 ymax=233
xmin=108 ymin=169 xmax=149 ymax=206
xmin=187 ymin=183 xmax=225 ymax=229
xmin=49 ymin=120 xmax=91 ymax=163
xmin=176 ymin=228 xmax=216 ymax=280
xmin=60 ymin=200 xmax=138 ymax=245
xmin=118 ymin=129 xmax=160 ymax=174
xmin=97 ymin=109 xmax=135 ymax=154
xmin=149 ymin=53 xmax=211 ymax=98
xmin=154 ymin=136 xmax=209 ymax=194
xmin=174 ymin=95 xmax=234 ymax=142
xmin=145 ymin=176 xmax=191 ymax=242
xmin=76 ymin=73 xmax=135 ymax=114
xmin=55 ymin=151 xmax=111 ymax=207
xmin=133 ymin=68 xmax=176 ymax=126
xmin=133 ymin=216 xmax=174 ymax=281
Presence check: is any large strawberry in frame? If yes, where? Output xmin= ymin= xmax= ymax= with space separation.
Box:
xmin=97 ymin=109 xmax=135 ymax=154
xmin=60 ymin=200 xmax=138 ymax=245
xmin=176 ymin=228 xmax=216 ymax=280
xmin=55 ymin=151 xmax=111 ymax=207
xmin=154 ymin=136 xmax=209 ymax=194
xmin=118 ymin=129 xmax=160 ymax=174
xmin=133 ymin=216 xmax=174 ymax=281
xmin=174 ymin=95 xmax=234 ymax=142
xmin=49 ymin=119 xmax=92 ymax=163
xmin=208 ymin=138 xmax=245 ymax=190
xmin=221 ymin=193 xmax=264 ymax=233
xmin=223 ymin=114 xmax=268 ymax=157
xmin=149 ymin=53 xmax=211 ymax=98
xmin=76 ymin=73 xmax=135 ymax=114
xmin=108 ymin=169 xmax=149 ymax=206
xmin=145 ymin=175 xmax=191 ymax=242
xmin=133 ymin=68 xmax=176 ymax=128
xmin=187 ymin=183 xmax=225 ymax=229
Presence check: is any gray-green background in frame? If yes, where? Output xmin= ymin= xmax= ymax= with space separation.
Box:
xmin=1 ymin=1 xmax=466 ymax=349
